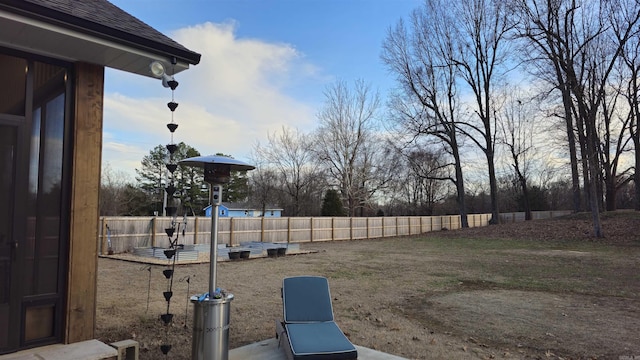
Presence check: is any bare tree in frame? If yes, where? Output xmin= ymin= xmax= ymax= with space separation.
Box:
xmin=496 ymin=87 xmax=541 ymax=220
xmin=599 ymin=62 xmax=635 ymax=211
xmin=516 ymin=0 xmax=640 ymax=237
xmin=620 ymin=12 xmax=640 ymax=210
xmin=382 ymin=2 xmax=484 ymax=227
xmin=254 ymin=126 xmax=325 ymax=216
xmin=247 ymin=157 xmax=281 ymax=217
xmin=100 ymin=163 xmax=151 ymax=215
xmin=100 ymin=163 xmax=131 ymax=215
xmin=444 ymin=0 xmax=515 ymax=224
xmin=514 ymin=0 xmax=584 ymax=213
xmin=314 ymin=79 xmax=391 ymax=216
xmin=387 ymin=147 xmax=450 ymax=216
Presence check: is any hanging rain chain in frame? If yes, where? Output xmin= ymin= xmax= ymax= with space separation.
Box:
xmin=160 ymin=58 xmax=181 ymax=357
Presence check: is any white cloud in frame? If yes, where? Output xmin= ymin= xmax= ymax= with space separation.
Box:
xmin=103 ymin=21 xmax=322 ymax=179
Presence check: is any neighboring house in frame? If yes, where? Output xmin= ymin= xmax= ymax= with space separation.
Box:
xmin=0 ymin=0 xmax=200 ymax=356
xmin=204 ymin=203 xmax=283 ymax=218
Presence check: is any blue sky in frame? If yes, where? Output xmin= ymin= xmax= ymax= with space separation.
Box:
xmin=102 ymin=0 xmax=422 ymax=180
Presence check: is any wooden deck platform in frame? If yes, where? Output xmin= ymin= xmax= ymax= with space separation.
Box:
xmin=230 ymin=338 xmax=408 ymax=360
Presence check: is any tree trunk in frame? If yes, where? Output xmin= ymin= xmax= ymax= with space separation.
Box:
xmin=580 ymin=104 xmax=605 ymax=237
xmin=634 ymin=126 xmax=640 ymax=211
xmin=453 ymin=148 xmax=469 ymax=228
xmin=515 ymin=170 xmax=531 ymax=220
xmin=635 ymin=147 xmax=640 ymax=211
xmin=632 ymin=76 xmax=640 ymax=211
xmin=562 ymin=89 xmax=582 ymax=212
xmin=605 ymin=181 xmax=617 ymax=211
xmin=576 ymin=117 xmax=592 ymax=212
xmin=487 ymin=150 xmax=500 ymax=224
xmin=522 ymin=183 xmax=532 ymax=221
xmin=588 ymin=164 xmax=604 ymax=237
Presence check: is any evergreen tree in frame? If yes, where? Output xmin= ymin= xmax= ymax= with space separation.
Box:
xmin=121 ymin=184 xmax=155 ymax=215
xmin=321 ymin=189 xmax=345 ymax=216
xmin=225 ymin=171 xmax=250 ymax=203
xmin=210 ymin=153 xmax=251 ymax=204
xmin=135 ymin=142 xmax=207 ymax=215
xmin=135 ymin=144 xmax=166 ymax=215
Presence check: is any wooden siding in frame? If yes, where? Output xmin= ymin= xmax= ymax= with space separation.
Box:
xmin=66 ymin=62 xmax=104 ymax=344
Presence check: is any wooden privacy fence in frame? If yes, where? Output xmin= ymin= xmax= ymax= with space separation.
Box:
xmin=99 ymin=210 xmax=572 ymax=254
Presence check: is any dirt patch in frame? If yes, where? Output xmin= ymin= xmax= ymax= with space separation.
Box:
xmin=499 ymin=249 xmax=593 ymax=257
xmin=96 ymin=212 xmax=640 ymax=360
xmin=407 ymin=290 xmax=640 ymax=359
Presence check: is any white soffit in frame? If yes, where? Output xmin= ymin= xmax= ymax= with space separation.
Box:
xmin=0 ymin=9 xmax=189 ymax=77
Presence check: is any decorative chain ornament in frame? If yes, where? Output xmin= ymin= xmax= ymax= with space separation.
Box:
xmin=160 ymin=58 xmax=181 ymax=356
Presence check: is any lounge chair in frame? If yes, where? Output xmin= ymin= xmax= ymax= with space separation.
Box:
xmin=276 ymin=276 xmax=358 ymax=360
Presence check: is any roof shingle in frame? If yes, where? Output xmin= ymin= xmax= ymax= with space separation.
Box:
xmin=1 ymin=0 xmax=200 ymax=65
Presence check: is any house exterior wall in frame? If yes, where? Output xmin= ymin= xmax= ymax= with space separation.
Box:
xmin=0 ymin=51 xmax=104 ymax=352
xmin=205 ymin=205 xmax=230 ymax=217
xmin=0 ymin=0 xmax=199 ymax=354
xmin=228 ymin=209 xmax=253 ymax=217
xmin=256 ymin=210 xmax=282 ymax=217
xmin=204 ymin=205 xmax=282 ymax=218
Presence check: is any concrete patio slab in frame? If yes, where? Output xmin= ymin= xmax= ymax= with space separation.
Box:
xmin=230 ymin=338 xmax=408 ymax=360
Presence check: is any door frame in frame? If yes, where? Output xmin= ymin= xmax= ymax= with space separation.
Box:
xmin=0 ymin=48 xmax=73 ymax=354
xmin=0 ymin=121 xmax=18 ymax=354
xmin=0 ymin=116 xmax=30 ymax=355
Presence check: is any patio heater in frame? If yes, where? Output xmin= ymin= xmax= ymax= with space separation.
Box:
xmin=179 ymin=155 xmax=255 ymax=360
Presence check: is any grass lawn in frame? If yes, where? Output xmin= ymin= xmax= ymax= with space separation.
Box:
xmin=97 ymin=211 xmax=640 ymax=359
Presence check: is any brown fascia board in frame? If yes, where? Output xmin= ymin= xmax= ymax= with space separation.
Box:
xmin=0 ymin=0 xmax=201 ymax=66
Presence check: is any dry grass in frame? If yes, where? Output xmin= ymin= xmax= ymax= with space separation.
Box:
xmin=96 ymin=211 xmax=640 ymax=359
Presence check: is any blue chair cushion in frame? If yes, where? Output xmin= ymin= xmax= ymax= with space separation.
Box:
xmin=285 ymin=322 xmax=357 ymax=360
xmin=283 ymin=276 xmax=335 ymax=323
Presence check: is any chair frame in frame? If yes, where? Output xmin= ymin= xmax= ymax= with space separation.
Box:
xmin=276 ymin=276 xmax=358 ymax=360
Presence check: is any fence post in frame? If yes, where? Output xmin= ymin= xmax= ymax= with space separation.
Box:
xmin=151 ymin=217 xmax=156 ymax=248
xmin=366 ymin=217 xmax=370 ymax=239
xmin=230 ymin=217 xmax=234 ymax=247
xmin=331 ymin=218 xmax=335 ymax=240
xmin=194 ymin=216 xmax=199 ymax=244
xmin=101 ymin=217 xmax=107 ymax=255
xmin=287 ymin=217 xmax=292 ymax=243
xmin=310 ymin=217 xmax=314 ymax=242
xmin=349 ymin=217 xmax=353 ymax=240
xmin=261 ymin=216 xmax=265 ymax=242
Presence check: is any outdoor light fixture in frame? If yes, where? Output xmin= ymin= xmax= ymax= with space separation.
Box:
xmin=179 ymin=155 xmax=255 ymax=360
xmin=149 ymin=60 xmax=165 ymax=77
xmin=149 ymin=60 xmax=178 ymax=89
